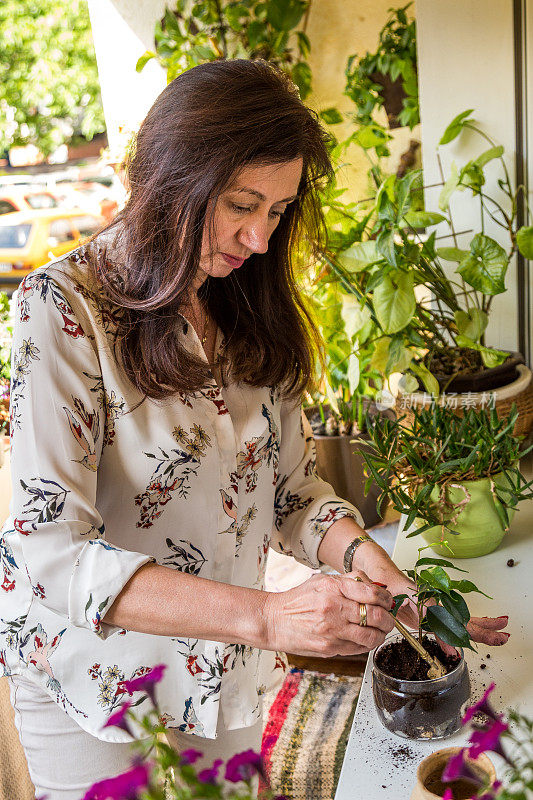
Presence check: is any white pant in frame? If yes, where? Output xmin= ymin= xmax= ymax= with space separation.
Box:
xmin=9 ymin=674 xmax=262 ymax=800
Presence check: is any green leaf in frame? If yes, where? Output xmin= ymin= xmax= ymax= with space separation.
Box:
xmin=455 ymin=335 xmax=509 ymax=367
xmin=402 ymin=210 xmax=446 ymax=228
xmin=370 ymin=337 xmax=391 ymax=373
xmin=516 ymin=226 xmax=533 ymax=259
xmin=266 ymin=0 xmax=306 ymax=31
xmin=373 ymin=270 xmax=416 ymax=334
xmin=475 ymin=145 xmax=504 ymax=168
xmin=376 ymin=229 xmax=397 ymax=266
xmin=340 ymin=295 xmax=372 ymax=339
xmin=439 ymin=109 xmax=475 ymax=145
xmin=410 ymin=361 xmax=440 ymax=396
xmin=441 ymin=591 xmax=470 ymax=625
xmin=320 ymin=107 xmax=343 ymax=125
xmin=424 ymin=605 xmax=472 ymax=649
xmin=296 ymin=30 xmax=311 ymax=58
xmin=351 ymin=124 xmax=391 ymax=150
xmin=347 ymin=353 xmax=360 ymax=394
xmin=416 ymin=557 xmax=468 ymax=572
xmin=247 ymin=19 xmax=266 ymax=47
xmin=457 ymin=233 xmax=508 ymax=295
xmin=450 ymin=579 xmax=491 ymax=598
xmin=136 ymin=51 xmax=155 ymax=73
xmin=419 ymin=566 xmax=451 ymax=593
xmin=291 ymin=61 xmax=312 ymax=99
xmin=454 ymin=308 xmax=488 ymax=342
xmin=338 ymin=241 xmax=380 ymax=272
xmin=439 ymin=162 xmax=460 ymax=211
xmin=437 ymin=246 xmax=469 ymax=263
xmin=85 ymin=593 xmax=93 ymax=614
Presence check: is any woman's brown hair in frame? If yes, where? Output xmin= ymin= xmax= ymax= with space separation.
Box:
xmin=90 ymin=59 xmax=333 ymax=400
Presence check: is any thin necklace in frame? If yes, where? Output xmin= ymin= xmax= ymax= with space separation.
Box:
xmin=201 ymin=308 xmax=209 ymax=346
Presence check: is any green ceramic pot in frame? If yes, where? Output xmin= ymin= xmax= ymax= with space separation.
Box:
xmin=416 ymin=472 xmax=515 ymax=558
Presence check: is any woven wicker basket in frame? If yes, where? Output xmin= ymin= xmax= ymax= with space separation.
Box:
xmin=396 ymin=364 xmax=533 ymax=438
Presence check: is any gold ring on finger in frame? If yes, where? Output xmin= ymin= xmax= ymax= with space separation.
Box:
xmin=359 ymin=602 xmax=368 ymax=627
xmin=353 ymin=576 xmax=363 ymax=582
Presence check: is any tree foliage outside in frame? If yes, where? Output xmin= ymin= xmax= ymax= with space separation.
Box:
xmin=0 ymin=0 xmax=106 ymax=158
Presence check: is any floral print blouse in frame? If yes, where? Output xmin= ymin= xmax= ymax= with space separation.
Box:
xmin=0 ymin=239 xmax=362 ymax=742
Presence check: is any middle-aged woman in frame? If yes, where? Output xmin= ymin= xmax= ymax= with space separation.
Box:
xmin=1 ymin=60 xmax=508 ymax=798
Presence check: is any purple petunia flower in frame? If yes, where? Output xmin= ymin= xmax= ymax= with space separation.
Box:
xmin=442 ymin=790 xmax=454 ymax=800
xmin=122 ymin=664 xmax=166 ymax=707
xmin=224 ymin=749 xmax=264 ymax=783
xmin=81 ymin=762 xmax=152 ymax=800
xmin=468 ymin=719 xmax=511 ymax=763
xmin=442 ymin=748 xmax=484 ymax=787
xmin=102 ymin=702 xmax=133 ymax=736
xmin=197 ymin=758 xmax=223 ymax=784
xmin=180 ymin=748 xmax=203 ymax=765
xmin=462 ymin=683 xmax=501 ymax=724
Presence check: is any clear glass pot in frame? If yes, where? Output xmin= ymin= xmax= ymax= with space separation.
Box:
xmin=372 ymin=635 xmax=471 ymax=740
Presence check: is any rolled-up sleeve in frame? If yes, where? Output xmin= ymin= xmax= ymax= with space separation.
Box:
xmin=271 ymin=398 xmax=364 ymax=569
xmin=9 ymin=273 xmax=153 ymax=639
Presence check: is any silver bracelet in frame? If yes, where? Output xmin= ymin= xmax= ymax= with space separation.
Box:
xmin=343 ymin=534 xmax=373 ymax=573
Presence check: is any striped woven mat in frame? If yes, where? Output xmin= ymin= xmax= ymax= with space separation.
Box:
xmin=262 ymin=669 xmax=362 ymax=800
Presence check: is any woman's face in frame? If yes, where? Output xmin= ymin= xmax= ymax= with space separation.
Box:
xmin=198 ymin=157 xmax=303 ymax=282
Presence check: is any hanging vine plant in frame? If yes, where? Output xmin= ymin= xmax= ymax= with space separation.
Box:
xmin=137 ymin=0 xmax=313 ymax=99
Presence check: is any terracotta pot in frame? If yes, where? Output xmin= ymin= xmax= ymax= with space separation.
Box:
xmin=410 ymin=747 xmax=496 ymax=800
xmin=372 ymin=635 xmax=470 ymax=740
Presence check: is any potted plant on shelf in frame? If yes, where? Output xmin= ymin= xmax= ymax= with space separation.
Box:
xmin=361 ymin=402 xmax=533 ymax=558
xmin=321 ymin=111 xmax=533 ymax=436
xmin=372 ymin=545 xmax=489 ymax=740
xmin=304 ymin=263 xmax=392 ymax=528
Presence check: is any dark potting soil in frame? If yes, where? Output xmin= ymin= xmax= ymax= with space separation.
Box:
xmin=426 ymin=346 xmax=484 ymax=377
xmin=375 ymin=636 xmax=460 ymax=681
xmin=425 ymin=765 xmax=481 ymax=800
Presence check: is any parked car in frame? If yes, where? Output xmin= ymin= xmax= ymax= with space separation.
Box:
xmin=0 ymin=208 xmax=103 ymax=290
xmin=0 ymin=187 xmax=60 ymax=215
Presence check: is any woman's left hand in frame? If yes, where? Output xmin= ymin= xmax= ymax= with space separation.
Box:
xmin=354 ymin=540 xmax=510 ymax=648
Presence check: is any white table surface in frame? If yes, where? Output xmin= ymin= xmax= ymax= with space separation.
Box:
xmin=334 ymin=499 xmax=533 ymax=800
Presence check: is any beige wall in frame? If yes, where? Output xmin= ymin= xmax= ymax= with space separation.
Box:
xmin=416 ymin=0 xmax=517 ymax=353
xmin=306 ymin=0 xmax=418 ymax=200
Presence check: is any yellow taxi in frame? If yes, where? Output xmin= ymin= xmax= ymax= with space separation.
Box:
xmin=0 ymin=187 xmax=60 ymax=215
xmin=0 ymin=208 xmax=103 ymax=290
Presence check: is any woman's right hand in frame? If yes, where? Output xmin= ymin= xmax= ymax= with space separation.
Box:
xmin=262 ymin=569 xmax=396 ymax=658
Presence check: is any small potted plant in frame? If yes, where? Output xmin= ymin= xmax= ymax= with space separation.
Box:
xmin=362 ymin=402 xmax=533 ymax=558
xmin=372 ymin=546 xmax=489 ymax=740
xmin=411 ymin=682 xmax=532 ymax=799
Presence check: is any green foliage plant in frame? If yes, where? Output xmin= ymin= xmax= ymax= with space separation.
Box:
xmin=322 ymin=111 xmax=533 ymax=395
xmin=391 ymin=546 xmax=488 ymax=651
xmin=362 ymin=402 xmax=533 ymax=539
xmin=137 ymin=0 xmax=312 ymax=99
xmin=0 ymin=0 xmax=105 ymax=158
xmin=345 ymin=4 xmax=419 ymax=139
